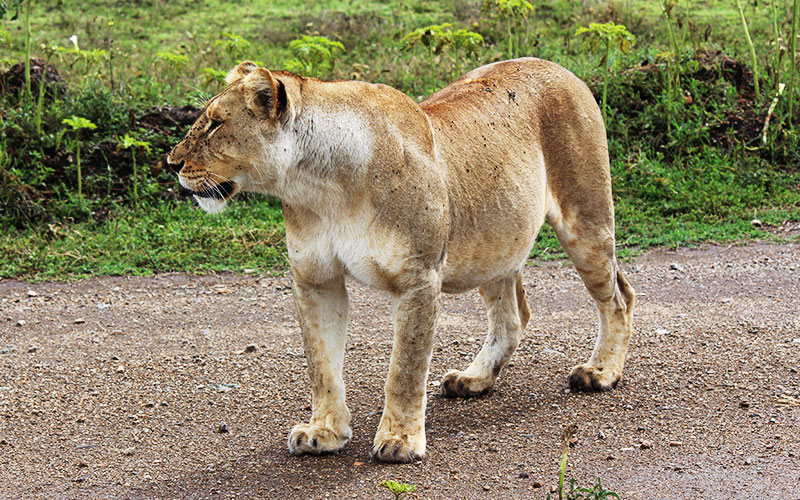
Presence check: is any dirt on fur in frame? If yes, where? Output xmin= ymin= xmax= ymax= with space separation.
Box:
xmin=0 ymin=242 xmax=798 ymax=499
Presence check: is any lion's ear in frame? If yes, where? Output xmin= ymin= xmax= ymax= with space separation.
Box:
xmin=242 ymin=68 xmax=283 ymax=120
xmin=225 ymin=61 xmax=258 ymax=84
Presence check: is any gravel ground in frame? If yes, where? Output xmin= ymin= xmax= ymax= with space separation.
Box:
xmin=1 ymin=242 xmax=798 ymax=500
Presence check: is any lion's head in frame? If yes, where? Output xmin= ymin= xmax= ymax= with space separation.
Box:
xmin=167 ymin=62 xmax=295 ymax=213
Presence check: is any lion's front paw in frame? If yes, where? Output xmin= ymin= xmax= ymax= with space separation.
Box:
xmin=567 ymin=364 xmax=621 ymax=392
xmin=371 ymin=430 xmax=425 ymax=463
xmin=288 ymin=423 xmax=352 ymax=456
xmin=439 ymin=369 xmax=493 ymax=398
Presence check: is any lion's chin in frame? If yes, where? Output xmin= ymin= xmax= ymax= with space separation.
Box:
xmin=194 ymin=195 xmax=229 ymax=214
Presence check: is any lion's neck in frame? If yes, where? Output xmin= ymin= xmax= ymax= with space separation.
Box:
xmin=276 ymin=101 xmax=375 ymax=211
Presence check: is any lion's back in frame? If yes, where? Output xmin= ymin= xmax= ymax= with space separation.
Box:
xmin=420 ymin=58 xmax=598 ymax=125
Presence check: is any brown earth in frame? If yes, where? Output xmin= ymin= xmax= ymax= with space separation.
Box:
xmin=1 ymin=242 xmax=798 ymax=500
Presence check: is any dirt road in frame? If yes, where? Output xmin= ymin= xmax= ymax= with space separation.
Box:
xmin=1 ymin=242 xmax=798 ymax=499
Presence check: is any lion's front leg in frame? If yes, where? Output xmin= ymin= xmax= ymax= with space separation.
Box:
xmin=371 ymin=272 xmax=440 ymax=463
xmin=287 ymin=273 xmax=352 ymax=456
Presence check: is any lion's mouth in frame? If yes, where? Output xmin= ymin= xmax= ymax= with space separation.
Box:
xmin=189 ymin=181 xmax=236 ymax=200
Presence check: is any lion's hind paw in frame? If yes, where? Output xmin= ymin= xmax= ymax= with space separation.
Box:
xmin=439 ymin=369 xmax=493 ymax=398
xmin=567 ymin=364 xmax=620 ymax=392
xmin=288 ymin=423 xmax=351 ymax=456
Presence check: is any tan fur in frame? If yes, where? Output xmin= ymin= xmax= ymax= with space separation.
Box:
xmin=168 ymin=58 xmax=635 ymax=463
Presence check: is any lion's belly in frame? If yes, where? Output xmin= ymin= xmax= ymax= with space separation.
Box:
xmin=440 ymin=158 xmax=547 ymax=294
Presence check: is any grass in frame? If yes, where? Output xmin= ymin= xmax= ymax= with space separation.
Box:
xmin=0 ymin=197 xmax=287 ymax=281
xmin=0 ymin=0 xmax=799 ymax=281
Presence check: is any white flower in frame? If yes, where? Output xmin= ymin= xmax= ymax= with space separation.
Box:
xmin=69 ymin=35 xmax=78 ymax=50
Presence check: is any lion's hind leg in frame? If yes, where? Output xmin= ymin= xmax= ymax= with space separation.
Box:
xmin=546 ymin=194 xmax=635 ymax=392
xmin=440 ymin=270 xmax=530 ymax=398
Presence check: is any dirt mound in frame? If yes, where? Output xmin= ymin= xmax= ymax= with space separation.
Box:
xmin=603 ymin=50 xmax=775 ymax=159
xmin=0 ymin=58 xmax=66 ymax=99
xmin=139 ymin=105 xmax=201 ymax=129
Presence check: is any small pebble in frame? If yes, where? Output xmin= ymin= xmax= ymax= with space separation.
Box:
xmin=532 ymin=481 xmax=543 ymax=488
xmin=121 ymin=447 xmax=135 ymax=456
xmin=27 ymin=290 xmax=38 ymax=297
xmin=74 ymin=318 xmax=86 ymax=324
xmin=218 ymin=422 xmax=229 ymax=434
xmin=27 ymin=346 xmax=37 ymax=353
xmin=16 ymin=320 xmax=26 ymax=327
xmin=639 ymin=440 xmax=652 ymax=449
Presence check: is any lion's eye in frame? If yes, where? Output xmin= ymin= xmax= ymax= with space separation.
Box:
xmin=207 ymin=119 xmax=223 ymax=134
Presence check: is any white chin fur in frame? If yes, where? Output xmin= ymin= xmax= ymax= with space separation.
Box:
xmin=194 ymin=195 xmax=228 ymax=214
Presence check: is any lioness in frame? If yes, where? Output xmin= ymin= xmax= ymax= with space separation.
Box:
xmin=168 ymin=58 xmax=635 ymax=463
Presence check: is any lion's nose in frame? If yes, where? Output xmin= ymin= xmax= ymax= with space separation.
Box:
xmin=167 ymin=159 xmax=185 ymax=174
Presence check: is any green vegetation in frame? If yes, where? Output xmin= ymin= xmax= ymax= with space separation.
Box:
xmin=60 ymin=115 xmax=97 ymax=199
xmin=117 ymin=133 xmax=151 ymax=204
xmin=790 ymin=0 xmax=799 ymax=124
xmin=1 ymin=0 xmax=799 ymax=281
xmin=482 ymin=0 xmax=534 ymax=59
xmin=0 ymin=198 xmax=286 ymax=280
xmin=546 ymin=425 xmax=620 ymax=500
xmin=450 ymin=28 xmax=485 ymax=78
xmin=575 ymin=21 xmax=635 ymax=124
xmin=285 ymin=35 xmax=345 ymax=78
xmin=379 ymin=479 xmax=417 ymax=500
xmin=735 ymin=0 xmax=760 ymax=99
